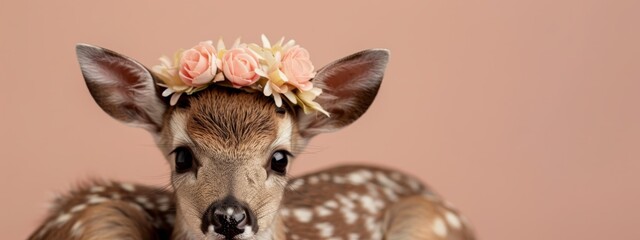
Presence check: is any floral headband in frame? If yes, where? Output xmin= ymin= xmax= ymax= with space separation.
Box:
xmin=151 ymin=35 xmax=328 ymax=116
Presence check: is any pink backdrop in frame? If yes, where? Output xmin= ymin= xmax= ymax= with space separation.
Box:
xmin=2 ymin=1 xmax=639 ymax=239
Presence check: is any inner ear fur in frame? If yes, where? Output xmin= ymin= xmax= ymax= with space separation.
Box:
xmin=76 ymin=44 xmax=167 ymax=132
xmin=297 ymin=49 xmax=390 ymax=138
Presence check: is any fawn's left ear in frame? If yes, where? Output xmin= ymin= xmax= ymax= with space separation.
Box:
xmin=297 ymin=49 xmax=389 ymax=139
xmin=76 ymin=44 xmax=166 ymax=133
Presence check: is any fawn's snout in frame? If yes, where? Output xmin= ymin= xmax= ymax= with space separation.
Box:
xmin=201 ymin=196 xmax=257 ymax=238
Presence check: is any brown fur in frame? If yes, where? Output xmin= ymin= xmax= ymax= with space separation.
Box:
xmin=154 ymin=88 xmax=292 ymax=239
xmin=29 ymin=180 xmax=173 ymax=240
xmin=30 ymin=166 xmax=475 ymax=240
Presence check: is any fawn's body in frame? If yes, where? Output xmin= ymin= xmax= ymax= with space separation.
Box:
xmin=31 ymin=166 xmax=473 ymax=240
xmin=29 ymin=41 xmax=476 ymax=239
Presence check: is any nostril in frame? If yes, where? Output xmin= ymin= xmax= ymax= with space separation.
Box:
xmin=201 ymin=197 xmax=258 ymax=237
xmin=234 ymin=208 xmax=248 ymax=228
xmin=212 ymin=207 xmax=246 ymax=224
xmin=232 ymin=211 xmax=246 ymax=223
xmin=213 ymin=207 xmax=246 ymax=224
xmin=208 ymin=205 xmax=251 ymax=237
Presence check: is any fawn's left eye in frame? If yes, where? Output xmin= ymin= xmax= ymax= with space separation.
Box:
xmin=173 ymin=147 xmax=194 ymax=173
xmin=270 ymin=150 xmax=290 ymax=175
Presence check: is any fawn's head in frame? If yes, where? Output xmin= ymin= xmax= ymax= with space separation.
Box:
xmin=76 ymin=43 xmax=388 ymax=239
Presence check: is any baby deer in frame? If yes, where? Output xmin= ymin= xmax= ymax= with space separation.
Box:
xmin=29 ymin=43 xmax=475 ymax=240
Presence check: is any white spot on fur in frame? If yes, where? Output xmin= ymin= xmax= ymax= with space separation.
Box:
xmin=143 ymin=202 xmax=156 ymax=210
xmin=364 ymin=216 xmax=376 ymax=231
xmin=365 ymin=183 xmax=381 ymax=198
xmin=289 ymin=179 xmax=304 ymax=190
xmin=445 ymin=211 xmax=462 ymax=229
xmin=110 ymin=192 xmax=121 ymax=200
xmin=348 ymin=233 xmax=359 ymax=240
xmin=432 ymin=217 xmax=448 ymax=237
xmin=314 ymin=222 xmax=335 ymax=238
xmin=127 ymin=202 xmax=144 ymax=212
xmin=320 ymin=173 xmax=330 ymax=181
xmin=359 ymin=195 xmax=379 ymax=214
xmin=87 ymin=195 xmax=108 ymax=204
xmin=324 ymin=200 xmax=339 ymax=209
xmin=158 ymin=203 xmax=170 ymax=212
xmin=341 ymin=207 xmax=358 ymax=224
xmin=293 ymin=208 xmax=313 ymax=223
xmin=90 ymin=186 xmax=105 ymax=193
xmin=375 ymin=172 xmax=403 ymax=192
xmin=315 ymin=206 xmax=332 ymax=217
xmin=308 ymin=176 xmax=319 ymax=184
xmin=347 ymin=172 xmax=368 ymax=185
xmin=374 ymin=198 xmax=386 ymax=209
xmin=120 ymin=183 xmax=135 ymax=192
xmin=157 ymin=196 xmax=170 ymax=203
xmin=348 ymin=192 xmax=359 ymax=200
xmin=280 ymin=208 xmax=290 ymax=217
xmin=135 ymin=196 xmax=149 ymax=204
xmin=70 ymin=221 xmax=83 ymax=237
xmin=70 ymin=204 xmax=87 ymax=213
xmin=55 ymin=213 xmax=72 ymax=225
xmin=336 ymin=194 xmax=355 ymax=209
xmin=382 ymin=188 xmax=398 ymax=201
xmin=333 ymin=176 xmax=346 ymax=184
xmin=36 ymin=222 xmax=52 ymax=238
xmin=407 ymin=178 xmax=422 ymax=191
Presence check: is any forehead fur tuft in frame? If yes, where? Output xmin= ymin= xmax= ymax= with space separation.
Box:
xmin=184 ymin=88 xmax=280 ymax=153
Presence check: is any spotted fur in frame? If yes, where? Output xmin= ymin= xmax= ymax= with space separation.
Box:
xmin=30 ymin=166 xmax=474 ymax=240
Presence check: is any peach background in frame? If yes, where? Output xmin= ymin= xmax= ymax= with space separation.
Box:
xmin=1 ymin=0 xmax=639 ymax=239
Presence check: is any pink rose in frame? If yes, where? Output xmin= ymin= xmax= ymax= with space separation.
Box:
xmin=281 ymin=46 xmax=315 ymax=91
xmin=179 ymin=41 xmax=217 ymax=86
xmin=222 ymin=47 xmax=261 ymax=88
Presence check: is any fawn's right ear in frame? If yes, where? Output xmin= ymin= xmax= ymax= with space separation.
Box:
xmin=76 ymin=44 xmax=166 ymax=133
xmin=296 ymin=49 xmax=389 ymax=139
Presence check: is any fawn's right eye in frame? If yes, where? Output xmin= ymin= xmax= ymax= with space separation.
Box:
xmin=173 ymin=147 xmax=194 ymax=173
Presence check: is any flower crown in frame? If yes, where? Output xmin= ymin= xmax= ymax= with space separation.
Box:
xmin=151 ymin=35 xmax=328 ymax=116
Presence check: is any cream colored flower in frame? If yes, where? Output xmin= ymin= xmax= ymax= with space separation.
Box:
xmin=152 ymin=50 xmax=190 ymax=105
xmin=153 ymin=35 xmax=328 ymax=114
xmin=295 ymin=87 xmax=329 ymax=116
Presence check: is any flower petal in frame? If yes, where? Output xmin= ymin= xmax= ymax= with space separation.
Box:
xmin=263 ymin=82 xmax=273 ymax=96
xmin=170 ymin=92 xmax=182 ymax=106
xmin=255 ymin=68 xmax=267 ymax=77
xmin=273 ymin=93 xmax=283 ymax=107
xmin=162 ymin=88 xmax=174 ymax=97
xmin=283 ymin=91 xmax=297 ymax=104
xmin=217 ymin=38 xmax=226 ymax=51
xmin=261 ymin=34 xmax=271 ymax=49
xmin=213 ymin=72 xmax=225 ymax=82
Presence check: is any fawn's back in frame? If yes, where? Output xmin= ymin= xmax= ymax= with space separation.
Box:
xmin=32 ymin=165 xmax=474 ymax=240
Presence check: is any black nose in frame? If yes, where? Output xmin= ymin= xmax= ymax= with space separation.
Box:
xmin=201 ymin=196 xmax=257 ymax=238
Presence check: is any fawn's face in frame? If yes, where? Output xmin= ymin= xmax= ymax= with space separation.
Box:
xmin=158 ymin=89 xmax=298 ymax=238
xmin=76 ymin=43 xmax=388 ymax=239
